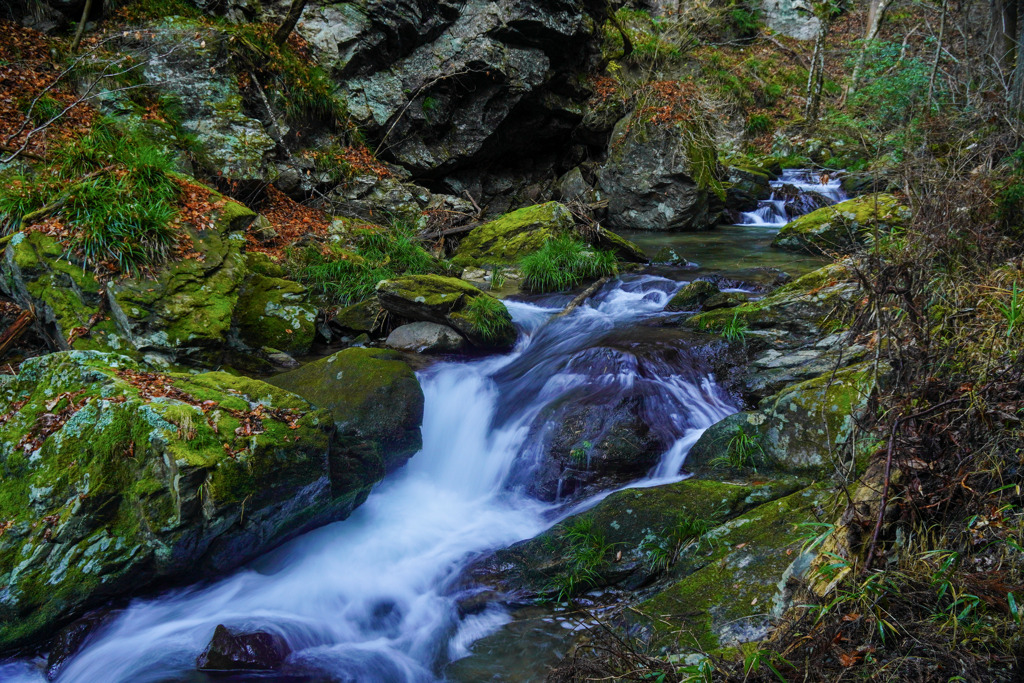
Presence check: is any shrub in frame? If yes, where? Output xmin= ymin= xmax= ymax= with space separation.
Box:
xmin=520 ymin=236 xmax=618 ymax=293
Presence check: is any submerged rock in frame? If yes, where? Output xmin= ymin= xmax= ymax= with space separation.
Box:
xmin=196 ymin=624 xmax=291 ymax=672
xmin=269 ymin=347 xmax=424 ymax=475
xmin=0 ymin=351 xmax=382 ymax=651
xmin=376 ymin=274 xmax=516 ymax=350
xmin=386 ymin=321 xmax=468 ymax=354
xmin=772 ymin=193 xmax=909 ymax=254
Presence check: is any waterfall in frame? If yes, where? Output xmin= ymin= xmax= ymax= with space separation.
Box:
xmin=739 ymin=169 xmax=847 ymax=226
xmin=1 ymin=276 xmax=737 ymax=683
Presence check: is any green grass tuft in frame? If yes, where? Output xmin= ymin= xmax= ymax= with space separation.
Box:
xmin=519 ymin=236 xmax=618 ymax=293
xmin=461 ymin=294 xmax=514 ymax=343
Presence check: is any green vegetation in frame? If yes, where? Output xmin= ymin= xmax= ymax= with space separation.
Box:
xmin=290 ymin=221 xmax=442 ymax=306
xmin=519 ymin=236 xmax=617 ymax=293
xmin=0 ymin=119 xmax=180 ymax=272
xmin=460 ymin=294 xmax=513 ymax=344
xmin=231 ymin=23 xmax=346 ymax=125
xmin=641 ymin=514 xmax=714 ymax=573
xmin=545 ymin=518 xmax=615 ymax=602
xmin=710 ymin=426 xmax=766 ymax=471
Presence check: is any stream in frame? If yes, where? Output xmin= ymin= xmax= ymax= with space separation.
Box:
xmin=0 ymin=170 xmax=842 ymax=683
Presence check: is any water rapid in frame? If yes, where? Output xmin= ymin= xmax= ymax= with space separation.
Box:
xmin=739 ymin=168 xmax=847 ymax=226
xmin=2 ymin=276 xmax=737 ymax=683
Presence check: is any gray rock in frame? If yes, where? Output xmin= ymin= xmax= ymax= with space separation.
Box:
xmin=761 ymin=0 xmax=821 ymax=40
xmin=386 ymin=322 xmax=469 ymax=354
xmin=598 ymin=112 xmax=722 ymax=232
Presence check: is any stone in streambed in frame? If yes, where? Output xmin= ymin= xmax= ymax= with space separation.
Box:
xmin=197 ymin=624 xmax=290 ymax=672
xmin=0 ymin=351 xmax=366 ymax=652
xmin=375 ymin=275 xmax=516 ymax=351
xmin=666 ymin=280 xmax=719 ymax=312
xmin=269 ymin=347 xmax=424 ymax=474
xmin=386 ymin=322 xmax=468 ymax=354
xmin=772 ymin=193 xmax=909 ymax=255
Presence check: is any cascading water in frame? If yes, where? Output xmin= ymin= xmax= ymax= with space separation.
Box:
xmin=739 ymin=169 xmax=847 ymax=227
xmin=1 ymin=276 xmax=737 ymax=683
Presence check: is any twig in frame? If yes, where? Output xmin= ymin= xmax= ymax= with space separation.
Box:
xmin=552 ymin=277 xmax=610 ymax=320
xmin=0 ymin=309 xmax=34 ymax=360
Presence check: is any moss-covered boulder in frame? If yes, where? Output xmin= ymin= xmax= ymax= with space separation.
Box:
xmin=725 ymin=165 xmax=774 ymax=212
xmin=626 ymin=484 xmax=831 ymax=652
xmin=0 ymin=350 xmax=384 ymax=651
xmin=1 ymin=193 xmax=260 ymax=369
xmin=233 ymin=270 xmax=317 ymax=356
xmin=468 ymin=477 xmax=811 ymax=601
xmin=332 ymin=299 xmax=386 ymax=337
xmin=772 ymin=193 xmax=909 ymax=254
xmin=687 ymin=261 xmax=859 ymax=345
xmin=452 ymin=202 xmax=575 ymax=267
xmin=687 ymin=361 xmax=883 ymax=475
xmin=667 ymin=280 xmax=720 ymax=312
xmin=376 ymin=275 xmax=516 ymax=350
xmin=268 ymin=348 xmax=424 ymax=474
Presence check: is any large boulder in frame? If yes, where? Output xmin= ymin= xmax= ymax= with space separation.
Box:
xmin=467 ymin=476 xmax=813 ymax=601
xmin=598 ymin=111 xmax=723 ymax=232
xmin=452 ymin=202 xmax=645 ymax=267
xmin=762 ymin=0 xmax=821 ymax=41
xmin=0 ymin=351 xmax=387 ymax=650
xmin=268 ymin=347 xmax=424 ymax=474
xmin=232 ymin=272 xmax=318 ymax=357
xmin=686 ymin=361 xmax=883 ymax=475
xmin=452 ymin=202 xmax=575 ymax=267
xmin=319 ymin=1 xmax=602 ymax=175
xmin=196 ymin=625 xmax=291 ymax=673
xmin=772 ymin=193 xmax=909 ymax=254
xmin=376 ymin=275 xmax=516 ymax=350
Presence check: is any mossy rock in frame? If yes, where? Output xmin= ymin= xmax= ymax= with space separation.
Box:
xmin=0 ymin=350 xmax=381 ymax=651
xmin=451 ymin=202 xmax=575 ymax=268
xmin=470 ymin=476 xmax=810 ymax=599
xmin=1 ymin=191 xmax=259 ymax=369
xmin=627 ymin=484 xmax=832 ymax=652
xmin=233 ymin=272 xmax=317 ymax=355
xmin=268 ymin=347 xmax=424 ymax=474
xmin=687 ymin=261 xmax=858 ymax=343
xmin=667 ymin=281 xmax=720 ymax=312
xmin=687 ymin=361 xmax=884 ymax=475
xmin=772 ymin=193 xmax=909 ymax=255
xmin=333 ymin=298 xmax=386 ymax=336
xmin=376 ymin=275 xmax=516 ymax=350
xmin=107 ymin=199 xmax=255 ymax=367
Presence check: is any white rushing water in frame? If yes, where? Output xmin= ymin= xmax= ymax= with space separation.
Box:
xmin=1 ymin=276 xmax=736 ymax=683
xmin=739 ymin=168 xmax=847 ymax=227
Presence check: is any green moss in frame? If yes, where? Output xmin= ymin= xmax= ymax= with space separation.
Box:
xmin=773 ymin=193 xmax=909 ymax=254
xmin=452 ymin=202 xmax=575 ymax=267
xmin=233 ymin=272 xmax=316 ymax=354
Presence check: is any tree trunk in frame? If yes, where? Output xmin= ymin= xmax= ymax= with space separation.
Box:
xmin=70 ymin=0 xmax=95 ymax=52
xmin=273 ymin=0 xmax=308 ymax=46
xmin=805 ymin=25 xmax=827 ymax=123
xmin=846 ymin=0 xmax=894 ymax=100
xmin=927 ymin=0 xmax=947 ymax=108
xmin=1010 ymin=0 xmax=1024 ymax=110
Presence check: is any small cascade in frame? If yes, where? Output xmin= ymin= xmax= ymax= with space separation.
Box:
xmin=3 ymin=277 xmax=737 ymax=683
xmin=739 ymin=169 xmax=847 ymax=227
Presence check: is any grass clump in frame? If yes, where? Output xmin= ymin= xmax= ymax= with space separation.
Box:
xmin=520 ymin=236 xmax=618 ymax=293
xmin=0 ymin=119 xmax=180 ymax=273
xmin=461 ymin=294 xmax=514 ymax=343
xmin=710 ymin=426 xmax=766 ymax=471
xmin=545 ymin=517 xmax=615 ymax=602
xmin=291 ymin=221 xmax=442 ymax=306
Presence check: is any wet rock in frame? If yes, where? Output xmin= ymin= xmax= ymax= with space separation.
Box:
xmin=725 ymin=165 xmax=773 ymax=212
xmin=469 ymin=477 xmax=810 ymax=600
xmin=557 ymin=166 xmax=596 ymax=204
xmin=666 ymin=280 xmax=719 ymax=312
xmin=269 ymin=347 xmax=424 ymax=474
xmin=0 ymin=351 xmax=370 ymax=651
xmin=332 ymin=299 xmax=387 ymax=337
xmin=598 ymin=111 xmax=723 ymax=232
xmin=773 ymin=193 xmax=909 ymax=254
xmin=376 ymin=275 xmax=516 ymax=350
xmin=46 ymin=611 xmax=112 ymax=681
xmin=702 ymin=291 xmax=749 ymax=310
xmin=197 ymin=625 xmax=291 ymax=672
xmin=386 ymin=321 xmax=468 ymax=354
xmin=687 ymin=361 xmax=884 ymax=475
